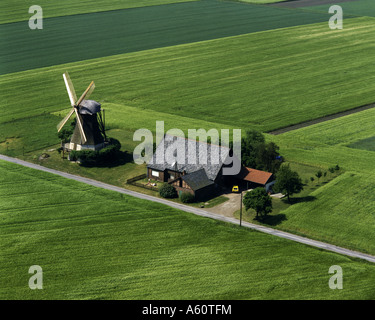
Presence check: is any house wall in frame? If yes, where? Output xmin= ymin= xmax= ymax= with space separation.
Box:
xmin=147 ymin=168 xmax=165 ymax=182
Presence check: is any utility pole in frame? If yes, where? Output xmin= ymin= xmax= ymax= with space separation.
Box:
xmin=240 ymin=191 xmax=243 ymax=227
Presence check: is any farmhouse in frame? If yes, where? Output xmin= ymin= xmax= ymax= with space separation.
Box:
xmin=147 ymin=134 xmax=237 ymax=200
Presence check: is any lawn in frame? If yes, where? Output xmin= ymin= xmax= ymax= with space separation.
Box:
xmin=0 ymin=0 xmax=329 ymax=75
xmin=1 ymin=160 xmax=375 ymax=300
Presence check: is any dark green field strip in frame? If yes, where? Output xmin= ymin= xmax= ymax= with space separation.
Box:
xmin=1 ymin=160 xmax=375 ymax=300
xmin=0 ymin=0 xmax=330 ymax=75
xmin=0 ymin=0 xmax=198 ymax=25
xmin=2 ymin=17 xmax=375 ymax=135
xmin=270 ymin=0 xmax=360 ymax=8
xmin=302 ymin=0 xmax=375 ymax=17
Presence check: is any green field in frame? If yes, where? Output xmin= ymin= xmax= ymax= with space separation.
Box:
xmin=274 ymin=172 xmax=375 ymax=255
xmin=348 ymin=135 xmax=375 ymax=152
xmin=2 ymin=17 xmax=375 ymax=133
xmin=1 ymin=160 xmax=375 ymax=300
xmin=2 ymin=0 xmax=375 ymax=300
xmin=0 ymin=0 xmax=329 ymax=75
xmin=304 ymin=0 xmax=375 ymax=17
xmin=0 ymin=0 xmax=199 ymax=24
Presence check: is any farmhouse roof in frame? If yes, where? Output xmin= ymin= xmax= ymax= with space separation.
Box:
xmin=147 ymin=134 xmax=231 ymax=181
xmin=181 ymin=169 xmax=214 ymax=191
xmin=238 ymin=167 xmax=273 ymax=185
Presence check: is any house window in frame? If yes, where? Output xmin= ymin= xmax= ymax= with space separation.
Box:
xmin=170 ymin=174 xmax=175 ymax=180
xmin=151 ymin=170 xmax=159 ymax=177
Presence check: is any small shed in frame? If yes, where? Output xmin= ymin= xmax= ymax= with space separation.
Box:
xmin=236 ymin=167 xmax=274 ymax=192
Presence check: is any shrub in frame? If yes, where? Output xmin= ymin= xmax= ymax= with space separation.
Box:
xmin=68 ymin=137 xmax=122 ymax=165
xmin=180 ymin=192 xmax=195 ymax=203
xmin=159 ymin=183 xmax=177 ymax=199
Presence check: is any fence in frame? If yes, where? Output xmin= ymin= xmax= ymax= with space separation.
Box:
xmin=126 ymin=174 xmax=159 ymax=191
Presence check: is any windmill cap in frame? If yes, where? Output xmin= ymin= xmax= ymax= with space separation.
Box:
xmin=79 ymin=100 xmax=101 ymax=115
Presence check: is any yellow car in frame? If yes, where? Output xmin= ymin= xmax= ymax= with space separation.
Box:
xmin=232 ymin=186 xmax=239 ymax=193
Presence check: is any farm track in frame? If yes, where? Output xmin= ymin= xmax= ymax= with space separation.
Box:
xmin=268 ymin=102 xmax=375 ymax=135
xmin=1 ymin=154 xmax=375 ymax=264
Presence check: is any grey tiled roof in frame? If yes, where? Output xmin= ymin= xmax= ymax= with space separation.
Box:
xmin=181 ymin=169 xmax=214 ymax=191
xmin=147 ymin=134 xmax=230 ymax=181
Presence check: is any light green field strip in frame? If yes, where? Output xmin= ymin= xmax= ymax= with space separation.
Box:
xmin=274 ymin=108 xmax=375 ymax=147
xmin=2 ymin=17 xmax=375 ymax=133
xmin=1 ymin=159 xmax=375 ymax=300
xmin=279 ymin=172 xmax=375 ymax=255
xmin=0 ymin=0 xmax=198 ymax=24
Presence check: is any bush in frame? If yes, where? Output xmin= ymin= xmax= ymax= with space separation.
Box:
xmin=180 ymin=192 xmax=195 ymax=203
xmin=68 ymin=137 xmax=121 ymax=165
xmin=159 ymin=183 xmax=177 ymax=199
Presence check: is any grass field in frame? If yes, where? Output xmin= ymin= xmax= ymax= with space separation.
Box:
xmin=2 ymin=0 xmax=375 ymax=299
xmin=1 ymin=160 xmax=375 ymax=300
xmin=0 ymin=0 xmax=329 ymax=75
xmin=348 ymin=135 xmax=375 ymax=152
xmin=2 ymin=17 xmax=375 ymax=132
xmin=304 ymin=0 xmax=375 ymax=17
xmin=278 ymin=172 xmax=375 ymax=255
xmin=0 ymin=0 xmax=199 ymax=24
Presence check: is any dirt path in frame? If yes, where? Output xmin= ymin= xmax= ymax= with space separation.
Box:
xmin=206 ymin=192 xmax=241 ymax=217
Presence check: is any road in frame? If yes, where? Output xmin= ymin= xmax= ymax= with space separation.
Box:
xmin=1 ymin=154 xmax=375 ymax=264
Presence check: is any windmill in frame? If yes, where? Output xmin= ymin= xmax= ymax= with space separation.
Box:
xmin=57 ymin=72 xmax=106 ymax=151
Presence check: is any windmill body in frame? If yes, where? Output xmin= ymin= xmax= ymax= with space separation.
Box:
xmin=57 ymin=72 xmax=107 ymax=152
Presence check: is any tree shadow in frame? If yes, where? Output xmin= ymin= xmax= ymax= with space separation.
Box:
xmin=282 ymin=195 xmax=316 ymax=205
xmin=79 ymin=151 xmax=132 ymax=168
xmin=259 ymin=214 xmax=287 ymax=226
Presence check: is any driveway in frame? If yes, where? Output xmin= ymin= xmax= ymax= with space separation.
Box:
xmin=206 ymin=192 xmax=242 ymax=217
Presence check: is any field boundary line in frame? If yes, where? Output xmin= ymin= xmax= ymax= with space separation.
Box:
xmin=1 ymin=154 xmax=375 ymax=264
xmin=268 ymin=102 xmax=375 ymax=135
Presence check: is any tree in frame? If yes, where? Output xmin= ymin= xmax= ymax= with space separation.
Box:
xmin=159 ymin=183 xmax=177 ymax=199
xmin=180 ymin=192 xmax=195 ymax=203
xmin=241 ymin=130 xmax=282 ymax=174
xmin=241 ymin=130 xmax=265 ymax=169
xmin=315 ymin=170 xmax=322 ymax=183
xmin=57 ymin=119 xmax=76 ymax=143
xmin=273 ymin=164 xmax=303 ymax=203
xmin=243 ymin=187 xmax=272 ymax=220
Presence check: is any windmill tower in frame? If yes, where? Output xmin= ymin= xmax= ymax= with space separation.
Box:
xmin=57 ymin=72 xmax=107 ymax=151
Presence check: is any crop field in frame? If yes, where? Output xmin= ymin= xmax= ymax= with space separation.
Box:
xmin=2 ymin=18 xmax=375 ymax=133
xmin=348 ymin=136 xmax=375 ymax=152
xmin=1 ymin=160 xmax=375 ymax=300
xmin=0 ymin=0 xmax=199 ymax=24
xmin=0 ymin=0 xmax=330 ymax=75
xmin=2 ymin=0 xmax=375 ymax=300
xmin=303 ymin=0 xmax=375 ymax=17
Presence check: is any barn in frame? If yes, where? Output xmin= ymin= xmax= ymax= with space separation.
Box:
xmin=236 ymin=166 xmax=275 ymax=192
